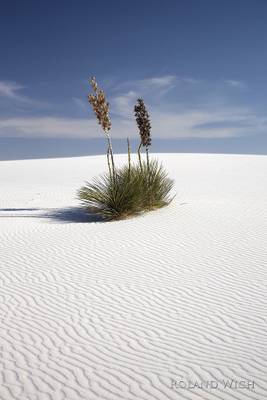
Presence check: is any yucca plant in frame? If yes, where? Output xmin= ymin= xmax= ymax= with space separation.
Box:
xmin=78 ymin=160 xmax=174 ymax=220
xmin=78 ymin=76 xmax=175 ymax=221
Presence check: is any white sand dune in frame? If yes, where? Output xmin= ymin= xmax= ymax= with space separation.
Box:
xmin=0 ymin=153 xmax=267 ymax=400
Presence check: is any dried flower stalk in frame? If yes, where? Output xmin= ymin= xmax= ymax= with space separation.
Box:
xmin=134 ymin=98 xmax=151 ymax=169
xmin=88 ymin=77 xmax=115 ymax=176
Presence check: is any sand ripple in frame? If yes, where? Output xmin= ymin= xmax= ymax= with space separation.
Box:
xmin=0 ymin=154 xmax=267 ymax=399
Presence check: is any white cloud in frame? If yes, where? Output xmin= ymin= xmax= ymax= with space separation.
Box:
xmin=72 ymin=97 xmax=87 ymax=110
xmin=114 ymin=75 xmax=179 ymax=98
xmin=0 ymin=81 xmax=25 ymax=99
xmin=112 ymin=91 xmax=137 ymax=116
xmin=0 ymin=80 xmax=47 ymax=108
xmin=111 ymin=75 xmax=203 ymax=117
xmin=0 ymin=117 xmax=101 ymax=138
xmin=0 ymin=108 xmax=264 ymax=140
xmin=224 ymin=80 xmax=246 ymax=89
xmin=150 ymin=108 xmax=258 ymax=138
xmin=0 ymin=75 xmax=262 ymax=141
xmin=138 ymin=75 xmax=177 ymax=88
xmin=116 ymin=75 xmax=199 ymax=92
xmin=112 ymin=107 xmax=262 ymax=140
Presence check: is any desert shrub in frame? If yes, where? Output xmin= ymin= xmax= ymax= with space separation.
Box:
xmin=78 ymin=77 xmax=175 ymax=221
xmin=78 ymin=160 xmax=174 ymax=220
xmin=78 ymin=165 xmax=142 ymax=220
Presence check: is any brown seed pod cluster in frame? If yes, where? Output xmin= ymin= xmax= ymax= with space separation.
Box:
xmin=134 ymin=98 xmax=151 ymax=147
xmin=88 ymin=77 xmax=111 ymax=133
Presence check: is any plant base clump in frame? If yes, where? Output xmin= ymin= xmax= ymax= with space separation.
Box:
xmin=78 ymin=159 xmax=174 ymax=221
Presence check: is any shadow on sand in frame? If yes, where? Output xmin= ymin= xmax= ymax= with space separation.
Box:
xmin=0 ymin=207 xmax=104 ymax=224
xmin=45 ymin=207 xmax=103 ymax=223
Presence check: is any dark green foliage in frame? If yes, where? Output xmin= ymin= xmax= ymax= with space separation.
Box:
xmin=137 ymin=159 xmax=174 ymax=210
xmin=78 ymin=159 xmax=174 ymax=221
xmin=78 ymin=164 xmax=142 ymax=220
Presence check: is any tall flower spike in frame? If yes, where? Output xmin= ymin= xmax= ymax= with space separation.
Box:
xmin=88 ymin=77 xmax=111 ymax=133
xmin=87 ymin=77 xmax=114 ymax=176
xmin=134 ymin=98 xmax=151 ymax=147
xmin=134 ymin=98 xmax=152 ymax=169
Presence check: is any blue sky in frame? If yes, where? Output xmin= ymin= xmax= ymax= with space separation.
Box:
xmin=1 ymin=0 xmax=267 ymax=155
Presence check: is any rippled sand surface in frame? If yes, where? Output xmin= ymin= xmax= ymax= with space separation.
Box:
xmin=0 ymin=153 xmax=267 ymax=400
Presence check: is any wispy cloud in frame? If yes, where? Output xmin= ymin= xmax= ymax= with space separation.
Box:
xmin=0 ymin=75 xmax=264 ymax=140
xmin=72 ymin=97 xmax=87 ymax=111
xmin=111 ymin=75 xmax=186 ymax=116
xmin=224 ymin=80 xmax=246 ymax=89
xmin=112 ymin=90 xmax=137 ymax=116
xmin=138 ymin=75 xmax=177 ymax=88
xmin=114 ymin=107 xmax=264 ymax=139
xmin=111 ymin=75 xmax=203 ymax=116
xmin=0 ymin=81 xmax=26 ymax=100
xmin=113 ymin=75 xmax=179 ymax=99
xmin=0 ymin=117 xmax=101 ymax=138
xmin=116 ymin=75 xmax=200 ymax=91
xmin=0 ymin=108 xmax=265 ymax=139
xmin=0 ymin=80 xmax=47 ymax=109
xmin=152 ymin=108 xmax=263 ymax=138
